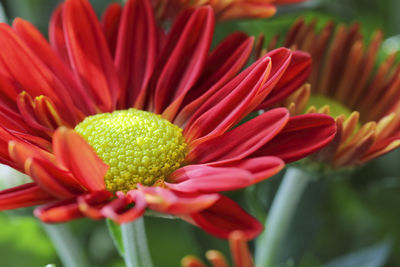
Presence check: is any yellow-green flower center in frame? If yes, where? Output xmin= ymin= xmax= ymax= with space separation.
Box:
xmin=307 ymin=94 xmax=354 ymax=119
xmin=75 ymin=108 xmax=188 ymax=192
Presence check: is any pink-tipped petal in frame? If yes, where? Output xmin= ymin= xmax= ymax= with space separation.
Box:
xmin=210 ymin=156 xmax=285 ymax=184
xmin=190 ymin=195 xmax=263 ymax=239
xmin=101 ymin=191 xmax=146 ymax=223
xmin=167 ymin=165 xmax=253 ymax=193
xmin=138 ymin=185 xmax=219 ymax=214
xmin=53 ymin=127 xmax=108 ymax=191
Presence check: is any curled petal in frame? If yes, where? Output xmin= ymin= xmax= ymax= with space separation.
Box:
xmin=77 ymin=190 xmax=113 ymax=219
xmin=101 ymin=191 xmax=146 ymax=223
xmin=34 ymin=198 xmax=84 ymax=223
xmin=0 ymin=183 xmax=55 ymax=210
xmin=190 ymin=195 xmax=263 ymax=239
xmin=138 ymin=185 xmax=219 ymax=214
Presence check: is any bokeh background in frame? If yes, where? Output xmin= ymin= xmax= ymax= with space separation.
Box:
xmin=0 ymin=0 xmax=400 ymax=266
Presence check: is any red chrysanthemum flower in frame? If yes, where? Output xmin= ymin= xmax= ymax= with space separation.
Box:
xmin=0 ymin=0 xmax=336 ymax=239
xmin=258 ymin=18 xmax=400 ymax=168
xmin=181 ymin=231 xmax=253 ymax=267
xmin=151 ymin=0 xmax=308 ymax=22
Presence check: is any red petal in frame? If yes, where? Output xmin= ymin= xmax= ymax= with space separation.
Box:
xmin=49 ymin=4 xmax=71 ymax=66
xmin=0 ymin=183 xmax=55 ymax=210
xmin=14 ymin=17 xmax=96 ymax=116
xmin=167 ymin=165 xmax=253 ymax=193
xmin=101 ymin=3 xmax=122 ymax=57
xmin=190 ymin=195 xmax=263 ymax=239
xmin=25 ymin=157 xmax=85 ymax=197
xmin=0 ymin=24 xmax=77 ymax=117
xmin=77 ymin=190 xmax=113 ymax=219
xmin=8 ymin=140 xmax=55 ymax=170
xmin=146 ymin=7 xmax=214 ymax=117
xmin=259 ymin=50 xmax=312 ymax=109
xmin=175 ymin=32 xmax=254 ymax=126
xmin=251 ymin=113 xmax=337 ymax=162
xmin=63 ymin=0 xmax=120 ymax=112
xmin=210 ymin=156 xmax=285 ymax=184
xmin=53 ymin=127 xmax=108 ymax=191
xmin=34 ymin=198 xmax=84 ymax=222
xmin=184 ymin=56 xmax=272 ymax=145
xmin=138 ymin=185 xmax=219 ymax=214
xmin=188 ymin=108 xmax=289 ymax=163
xmin=101 ymin=191 xmax=146 ymax=223
xmin=115 ymin=0 xmax=157 ymax=108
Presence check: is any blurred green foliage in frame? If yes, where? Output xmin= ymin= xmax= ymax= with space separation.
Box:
xmin=0 ymin=0 xmax=399 ymax=266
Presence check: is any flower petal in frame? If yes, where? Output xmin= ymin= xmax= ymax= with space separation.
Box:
xmin=149 ymin=7 xmax=214 ymax=119
xmin=0 ymin=183 xmax=55 ymax=210
xmin=184 ymin=55 xmax=272 ymax=145
xmin=101 ymin=191 xmax=146 ymax=223
xmin=138 ymin=185 xmax=219 ymax=214
xmin=53 ymin=127 xmax=108 ymax=191
xmin=188 ymin=108 xmax=289 ymax=163
xmin=13 ymin=17 xmax=95 ymax=116
xmin=25 ymin=157 xmax=85 ymax=197
xmin=259 ymin=50 xmax=312 ymax=109
xmin=115 ymin=0 xmax=157 ymax=108
xmin=210 ymin=156 xmax=285 ymax=185
xmin=34 ymin=198 xmax=84 ymax=222
xmin=63 ymin=0 xmax=120 ymax=112
xmin=175 ymin=32 xmax=254 ymax=126
xmin=251 ymin=113 xmax=337 ymax=162
xmin=190 ymin=195 xmax=263 ymax=239
xmin=77 ymin=190 xmax=113 ymax=219
xmin=101 ymin=3 xmax=122 ymax=57
xmin=167 ymin=165 xmax=253 ymax=193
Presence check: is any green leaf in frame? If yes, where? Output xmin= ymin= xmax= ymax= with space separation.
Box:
xmin=106 ymin=219 xmax=125 ymax=257
xmin=323 ymin=240 xmax=393 ymax=267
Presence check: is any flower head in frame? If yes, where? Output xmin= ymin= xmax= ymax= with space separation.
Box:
xmin=151 ymin=0 xmax=309 ymax=22
xmin=260 ymin=18 xmax=400 ymax=168
xmin=0 ymin=0 xmax=336 ymax=238
xmin=181 ymin=231 xmax=253 ymax=267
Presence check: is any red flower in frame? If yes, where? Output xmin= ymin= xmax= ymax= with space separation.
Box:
xmin=0 ymin=0 xmax=335 ymax=239
xmin=259 ymin=18 xmax=400 ymax=167
xmin=151 ymin=0 xmax=309 ymax=21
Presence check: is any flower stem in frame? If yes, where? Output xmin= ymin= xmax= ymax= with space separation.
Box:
xmin=41 ymin=223 xmax=90 ymax=267
xmin=255 ymin=167 xmax=312 ymax=267
xmin=121 ymin=217 xmax=154 ymax=267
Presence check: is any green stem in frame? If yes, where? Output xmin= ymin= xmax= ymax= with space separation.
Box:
xmin=255 ymin=167 xmax=312 ymax=267
xmin=41 ymin=223 xmax=90 ymax=267
xmin=121 ymin=217 xmax=154 ymax=267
